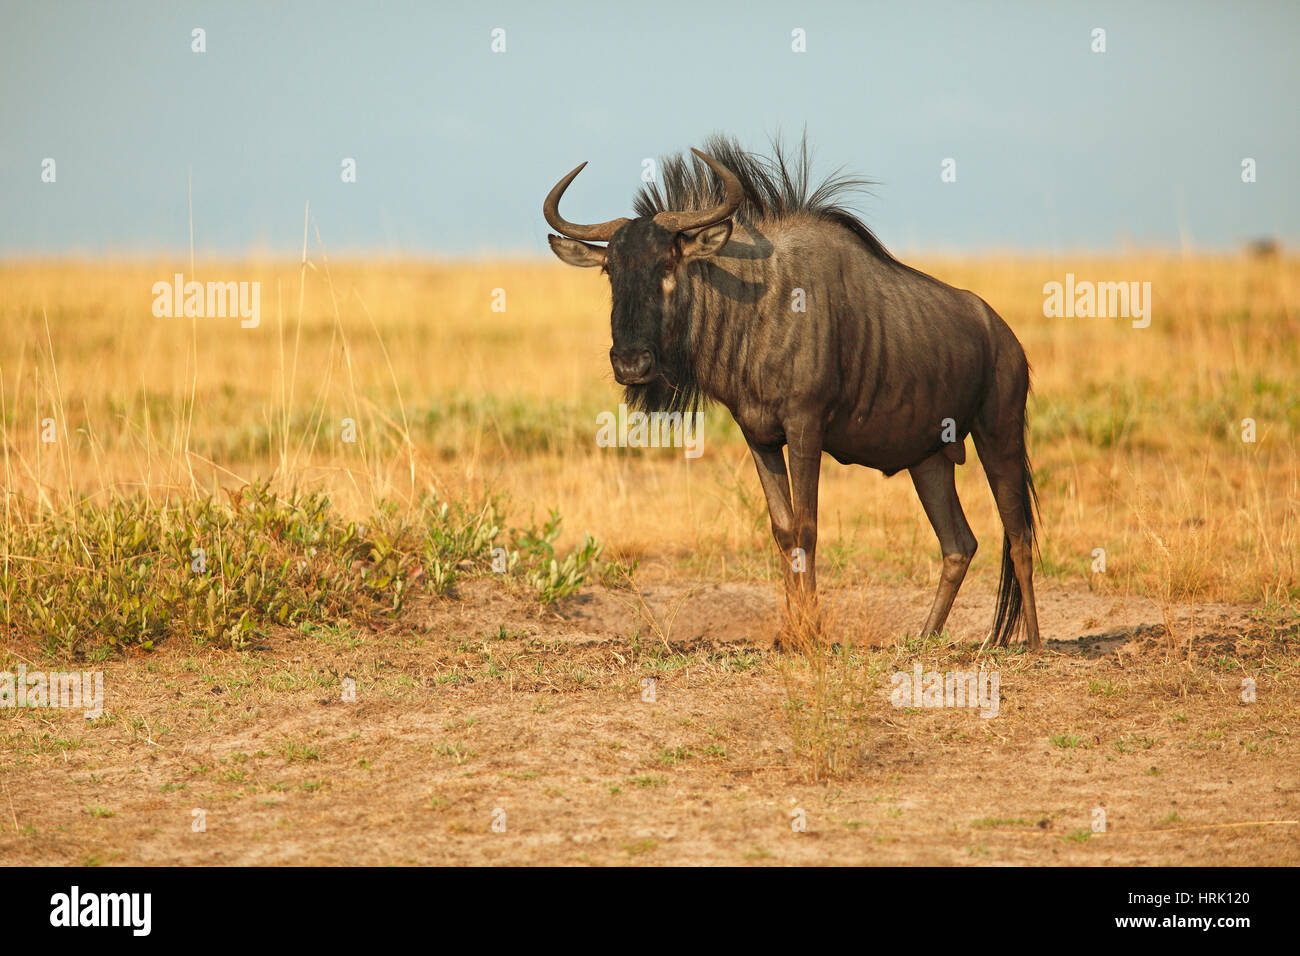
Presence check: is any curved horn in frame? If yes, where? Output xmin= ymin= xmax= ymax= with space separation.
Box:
xmin=652 ymin=148 xmax=745 ymax=234
xmin=543 ymin=162 xmax=630 ymax=242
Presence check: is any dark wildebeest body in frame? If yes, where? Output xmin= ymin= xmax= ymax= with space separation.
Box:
xmin=544 ymin=137 xmax=1041 ymax=648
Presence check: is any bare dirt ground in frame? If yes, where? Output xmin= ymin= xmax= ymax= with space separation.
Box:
xmin=1 ymin=578 xmax=1296 ymax=866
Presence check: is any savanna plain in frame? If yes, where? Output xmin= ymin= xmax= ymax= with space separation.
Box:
xmin=0 ymin=252 xmax=1296 ymax=865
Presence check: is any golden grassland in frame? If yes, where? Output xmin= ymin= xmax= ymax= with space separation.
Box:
xmin=0 ymin=253 xmax=1296 ymax=613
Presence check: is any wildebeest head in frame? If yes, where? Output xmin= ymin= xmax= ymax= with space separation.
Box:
xmin=544 ymin=149 xmax=742 ymax=404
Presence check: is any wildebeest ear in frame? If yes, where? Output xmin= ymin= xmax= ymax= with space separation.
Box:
xmin=676 ymin=220 xmax=733 ymax=260
xmin=548 ymin=234 xmax=607 ymax=268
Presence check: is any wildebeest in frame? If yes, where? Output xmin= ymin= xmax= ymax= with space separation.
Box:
xmin=543 ymin=136 xmax=1041 ymax=648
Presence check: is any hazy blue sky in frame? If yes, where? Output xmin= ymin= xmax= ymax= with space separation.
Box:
xmin=1 ymin=0 xmax=1295 ymax=257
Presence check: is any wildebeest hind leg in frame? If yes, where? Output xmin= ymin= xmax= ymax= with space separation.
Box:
xmin=908 ymin=452 xmax=978 ymax=638
xmin=971 ymin=417 xmax=1042 ymax=650
xmin=978 ymin=449 xmax=1041 ymax=649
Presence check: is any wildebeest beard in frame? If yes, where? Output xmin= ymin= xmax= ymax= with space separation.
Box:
xmin=621 ymin=292 xmax=706 ymax=417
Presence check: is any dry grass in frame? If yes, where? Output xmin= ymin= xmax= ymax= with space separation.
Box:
xmin=774 ymin=593 xmax=876 ymax=781
xmin=0 ymin=253 xmax=1296 ymax=610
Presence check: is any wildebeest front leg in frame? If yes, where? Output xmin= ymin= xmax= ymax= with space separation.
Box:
xmin=746 ymin=440 xmax=797 ymax=580
xmin=785 ymin=437 xmax=822 ymax=597
xmin=909 ymin=452 xmax=978 ymax=638
xmin=747 ymin=431 xmax=823 ymax=644
xmin=747 ymin=438 xmax=818 ymax=647
xmin=778 ymin=433 xmax=824 ymax=645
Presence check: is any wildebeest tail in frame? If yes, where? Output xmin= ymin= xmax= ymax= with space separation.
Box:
xmin=990 ymin=452 xmax=1038 ymax=646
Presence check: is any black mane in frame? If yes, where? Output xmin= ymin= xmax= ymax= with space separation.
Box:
xmin=634 ymin=133 xmax=913 ymax=272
